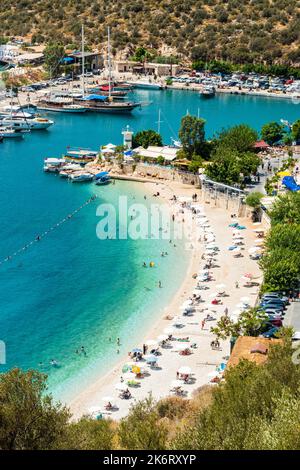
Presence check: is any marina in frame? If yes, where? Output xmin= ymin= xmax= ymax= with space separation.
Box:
xmin=0 ymin=87 xmax=299 ymax=404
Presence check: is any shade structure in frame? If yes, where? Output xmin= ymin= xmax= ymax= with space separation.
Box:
xmin=88 ymin=406 xmax=102 ymax=414
xmin=203 ymin=309 xmax=214 ymax=316
xmin=243 ymin=273 xmax=253 ymax=279
xmin=131 ymin=365 xmax=141 ymax=374
xmin=216 ymin=283 xmax=226 ymax=291
xmin=171 ymin=379 xmax=183 ymax=388
xmin=164 ymin=327 xmax=175 ymax=335
xmin=176 ymin=343 xmax=189 ymax=351
xmin=123 ymin=372 xmax=136 ymax=380
xmin=254 ymin=239 xmax=264 ymax=246
xmin=102 ymin=396 xmax=114 ymax=403
xmin=145 ymin=339 xmax=157 ymax=347
xmin=144 ymin=354 xmax=157 ymax=363
xmin=115 ymin=383 xmax=127 ymax=391
xmin=207 ymin=370 xmax=219 ymax=378
xmin=240 ymin=296 xmax=250 ymax=303
xmin=253 ymin=228 xmax=265 ymax=233
xmin=173 ymin=317 xmax=185 ymax=326
xmin=178 ymin=366 xmax=192 ymax=375
xmin=209 ymin=292 xmax=219 ymax=298
xmin=248 ymin=247 xmax=260 ymax=254
xmin=157 ymin=334 xmax=168 ymax=342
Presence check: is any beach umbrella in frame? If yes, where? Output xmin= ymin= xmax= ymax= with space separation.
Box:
xmin=209 ymin=292 xmax=219 ymax=298
xmin=244 ymin=273 xmax=253 ymax=279
xmin=254 ymin=239 xmax=264 ymax=246
xmin=144 ymin=354 xmax=157 ymax=363
xmin=176 ymin=343 xmax=189 ymax=351
xmin=171 ymin=379 xmax=183 ymax=388
xmin=216 ymin=283 xmax=226 ymax=291
xmin=240 ymin=296 xmax=250 ymax=303
xmin=115 ymin=383 xmax=127 ymax=391
xmin=207 ymin=371 xmax=219 ymax=379
xmin=253 ymin=228 xmax=265 ymax=233
xmin=236 ymin=303 xmax=247 ymax=310
xmin=123 ymin=372 xmax=136 ymax=380
xmin=132 ymin=365 xmax=141 ymax=374
xmin=145 ymin=339 xmax=157 ymax=347
xmin=252 ymin=222 xmax=262 ymax=226
xmin=131 ymin=348 xmax=142 ymax=354
xmin=88 ymin=406 xmax=102 ymax=414
xmin=173 ymin=317 xmax=185 ymax=327
xmin=178 ymin=366 xmax=192 ymax=375
xmin=157 ymin=334 xmax=168 ymax=342
xmin=203 ymin=309 xmax=214 ymax=316
xmin=164 ymin=327 xmax=175 ymax=335
xmin=102 ymin=396 xmax=114 ymax=403
xmin=248 ymin=247 xmax=260 ymax=254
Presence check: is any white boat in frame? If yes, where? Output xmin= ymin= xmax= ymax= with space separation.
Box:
xmin=199 ymin=85 xmax=216 ymax=98
xmin=43 ymin=158 xmax=66 ymax=172
xmin=0 ymin=114 xmax=54 ymax=130
xmin=0 ymin=126 xmax=26 ymax=138
xmin=128 ymin=80 xmax=163 ymax=90
xmin=69 ymin=172 xmax=94 ymax=182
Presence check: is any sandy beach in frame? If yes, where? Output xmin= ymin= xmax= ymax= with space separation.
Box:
xmin=69 ymin=179 xmax=262 ymax=420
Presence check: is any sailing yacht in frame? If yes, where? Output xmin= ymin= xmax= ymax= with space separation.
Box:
xmin=75 ymin=26 xmax=141 ymax=114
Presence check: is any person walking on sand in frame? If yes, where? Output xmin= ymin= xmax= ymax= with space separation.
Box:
xmin=201 ymin=319 xmax=205 ymax=330
xmin=235 ymin=281 xmax=239 ymax=288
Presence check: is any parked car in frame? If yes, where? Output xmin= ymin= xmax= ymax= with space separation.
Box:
xmin=262 ymin=326 xmax=279 ymax=338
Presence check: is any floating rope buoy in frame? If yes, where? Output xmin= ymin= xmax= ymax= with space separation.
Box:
xmin=0 ymin=195 xmax=98 ymax=266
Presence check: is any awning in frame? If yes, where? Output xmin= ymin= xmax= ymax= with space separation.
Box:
xmin=81 ymin=94 xmax=107 ymax=101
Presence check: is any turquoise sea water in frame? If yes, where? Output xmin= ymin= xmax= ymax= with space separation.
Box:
xmin=0 ymin=89 xmax=299 ymax=401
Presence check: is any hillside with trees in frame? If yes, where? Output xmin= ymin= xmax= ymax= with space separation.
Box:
xmin=0 ymin=0 xmax=300 ymax=66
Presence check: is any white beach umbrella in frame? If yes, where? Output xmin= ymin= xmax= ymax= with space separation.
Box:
xmin=203 ymin=309 xmax=214 ymax=316
xmin=123 ymin=372 xmax=136 ymax=380
xmin=173 ymin=317 xmax=185 ymax=327
xmin=236 ymin=303 xmax=247 ymax=310
xmin=209 ymin=292 xmax=219 ymax=298
xmin=88 ymin=406 xmax=102 ymax=414
xmin=216 ymin=283 xmax=226 ymax=291
xmin=248 ymin=247 xmax=260 ymax=254
xmin=164 ymin=327 xmax=175 ymax=335
xmin=144 ymin=353 xmax=157 ymax=360
xmin=171 ymin=379 xmax=183 ymax=388
xmin=115 ymin=383 xmax=127 ymax=391
xmin=207 ymin=371 xmax=220 ymax=379
xmin=178 ymin=366 xmax=192 ymax=375
xmin=157 ymin=334 xmax=168 ymax=342
xmin=176 ymin=343 xmax=189 ymax=351
xmin=240 ymin=296 xmax=250 ymax=303
xmin=145 ymin=339 xmax=157 ymax=347
xmin=102 ymin=396 xmax=114 ymax=403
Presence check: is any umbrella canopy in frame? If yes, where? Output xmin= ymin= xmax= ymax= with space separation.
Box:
xmin=216 ymin=283 xmax=226 ymax=291
xmin=145 ymin=339 xmax=157 ymax=347
xmin=171 ymin=379 xmax=183 ymax=388
xmin=123 ymin=372 xmax=136 ymax=380
xmin=240 ymin=296 xmax=250 ymax=303
xmin=243 ymin=273 xmax=253 ymax=279
xmin=131 ymin=348 xmax=142 ymax=354
xmin=102 ymin=396 xmax=114 ymax=403
xmin=115 ymin=383 xmax=127 ymax=391
xmin=209 ymin=292 xmax=219 ymax=298
xmin=157 ymin=334 xmax=168 ymax=342
xmin=176 ymin=343 xmax=189 ymax=351
xmin=164 ymin=327 xmax=175 ymax=335
xmin=144 ymin=354 xmax=157 ymax=363
xmin=178 ymin=366 xmax=192 ymax=375
xmin=248 ymin=247 xmax=260 ymax=254
xmin=132 ymin=365 xmax=141 ymax=374
xmin=88 ymin=406 xmax=102 ymax=414
xmin=207 ymin=370 xmax=220 ymax=379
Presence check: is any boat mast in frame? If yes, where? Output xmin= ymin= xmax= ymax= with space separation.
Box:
xmin=81 ymin=24 xmax=85 ymax=97
xmin=107 ymin=26 xmax=112 ymax=100
xmin=157 ymin=108 xmax=163 ymax=134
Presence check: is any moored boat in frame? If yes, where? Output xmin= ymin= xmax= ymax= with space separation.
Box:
xmin=69 ymin=172 xmax=94 ymax=182
xmin=199 ymin=85 xmax=216 ymax=98
xmin=94 ymin=171 xmax=111 ymax=185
